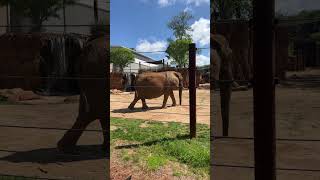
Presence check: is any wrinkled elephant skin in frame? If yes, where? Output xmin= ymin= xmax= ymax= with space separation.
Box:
xmin=128 ymin=71 xmax=183 ymax=110
xmin=57 ymin=36 xmax=108 ymax=153
xmin=211 ymin=34 xmax=233 ymax=136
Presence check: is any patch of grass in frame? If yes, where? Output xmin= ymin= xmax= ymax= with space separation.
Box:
xmin=146 ymin=155 xmax=167 ymax=171
xmin=111 ymin=117 xmax=210 ymax=178
xmin=0 ymin=95 xmax=8 ymax=104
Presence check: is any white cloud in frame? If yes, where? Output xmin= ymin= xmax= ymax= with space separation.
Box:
xmin=158 ymin=0 xmax=176 ymax=7
xmin=184 ymin=6 xmax=193 ymax=12
xmin=136 ymin=39 xmax=168 ymax=53
xmin=189 ymin=18 xmax=210 ymax=47
xmin=186 ymin=0 xmax=209 ymax=6
xmin=157 ymin=0 xmax=208 ymax=7
xmin=196 ymin=54 xmax=210 ymax=66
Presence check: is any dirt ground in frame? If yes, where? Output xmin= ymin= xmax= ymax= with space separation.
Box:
xmin=0 ymin=69 xmax=319 ymax=179
xmin=111 ymin=69 xmax=320 ymax=180
xmin=0 ymin=100 xmax=108 ymax=179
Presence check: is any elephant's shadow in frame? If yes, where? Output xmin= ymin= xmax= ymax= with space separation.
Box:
xmin=0 ymin=145 xmax=109 ymax=164
xmin=112 ymin=106 xmax=175 ymax=113
xmin=111 ymin=106 xmax=162 ymax=113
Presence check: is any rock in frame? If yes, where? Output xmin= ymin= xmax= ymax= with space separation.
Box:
xmin=64 ymin=95 xmax=80 ymax=103
xmin=0 ymin=88 xmax=41 ymax=102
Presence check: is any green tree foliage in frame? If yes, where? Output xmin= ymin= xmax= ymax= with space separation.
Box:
xmin=165 ymin=38 xmax=192 ymax=68
xmin=211 ymin=0 xmax=252 ymax=20
xmin=167 ymin=11 xmax=193 ymax=40
xmin=166 ymin=11 xmax=195 ymax=68
xmin=110 ymin=47 xmax=135 ymax=72
xmin=0 ymin=0 xmax=76 ymax=31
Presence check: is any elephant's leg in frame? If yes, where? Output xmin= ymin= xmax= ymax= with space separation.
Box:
xmin=141 ymin=99 xmax=149 ymax=109
xmin=161 ymin=93 xmax=169 ymax=109
xmin=169 ymin=90 xmax=177 ymax=106
xmin=99 ymin=119 xmax=108 ymax=151
xmin=220 ymin=82 xmax=232 ymax=136
xmin=57 ymin=115 xmax=92 ymax=153
xmin=128 ymin=96 xmax=140 ymax=109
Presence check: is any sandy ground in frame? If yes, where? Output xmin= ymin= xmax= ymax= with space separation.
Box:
xmin=0 ymin=102 xmax=108 ymax=179
xmin=0 ymin=69 xmax=319 ymax=179
xmin=110 ymin=69 xmax=320 ymax=180
xmin=110 ymin=89 xmax=210 ymax=125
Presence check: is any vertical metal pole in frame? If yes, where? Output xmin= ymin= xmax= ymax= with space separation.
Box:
xmin=6 ymin=3 xmax=10 ymax=33
xmin=189 ymin=43 xmax=197 ymax=138
xmin=252 ymin=0 xmax=276 ymax=179
xmin=63 ymin=0 xmax=66 ymax=33
xmin=94 ymin=0 xmax=98 ymax=25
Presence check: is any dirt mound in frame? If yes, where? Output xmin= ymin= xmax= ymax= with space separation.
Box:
xmin=0 ymin=88 xmax=41 ymax=102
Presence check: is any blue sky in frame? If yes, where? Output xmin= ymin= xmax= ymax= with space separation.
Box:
xmin=111 ymin=0 xmax=210 ymax=66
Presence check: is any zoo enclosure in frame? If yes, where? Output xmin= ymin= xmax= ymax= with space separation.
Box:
xmin=0 ymin=1 xmax=110 ymax=179
xmin=211 ymin=3 xmax=320 ymax=179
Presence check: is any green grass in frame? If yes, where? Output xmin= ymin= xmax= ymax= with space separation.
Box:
xmin=0 ymin=95 xmax=8 ymax=105
xmin=111 ymin=117 xmax=210 ymax=178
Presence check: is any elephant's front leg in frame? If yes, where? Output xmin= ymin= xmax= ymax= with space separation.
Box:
xmin=161 ymin=93 xmax=169 ymax=109
xmin=169 ymin=90 xmax=177 ymax=106
xmin=141 ymin=99 xmax=149 ymax=109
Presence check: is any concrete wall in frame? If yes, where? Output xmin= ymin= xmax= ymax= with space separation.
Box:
xmin=0 ymin=7 xmax=7 ymax=34
xmin=9 ymin=2 xmax=108 ymax=35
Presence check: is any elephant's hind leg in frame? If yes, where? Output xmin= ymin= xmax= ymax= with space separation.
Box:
xmin=169 ymin=90 xmax=177 ymax=106
xmin=128 ymin=96 xmax=140 ymax=110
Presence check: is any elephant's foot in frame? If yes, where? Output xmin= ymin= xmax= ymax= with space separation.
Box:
xmin=57 ymin=141 xmax=78 ymax=154
xmin=142 ymin=105 xmax=149 ymax=110
xmin=128 ymin=105 xmax=134 ymax=110
xmin=172 ymin=103 xmax=177 ymax=107
xmin=161 ymin=105 xmax=167 ymax=109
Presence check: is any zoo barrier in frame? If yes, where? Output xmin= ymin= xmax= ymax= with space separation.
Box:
xmin=0 ymin=15 xmax=109 ymax=178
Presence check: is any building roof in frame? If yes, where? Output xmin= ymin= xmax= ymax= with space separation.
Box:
xmin=111 ymin=45 xmax=157 ymax=63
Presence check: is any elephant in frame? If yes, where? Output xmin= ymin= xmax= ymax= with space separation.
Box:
xmin=57 ymin=35 xmax=108 ymax=153
xmin=128 ymin=71 xmax=183 ymax=110
xmin=211 ymin=34 xmax=233 ymax=136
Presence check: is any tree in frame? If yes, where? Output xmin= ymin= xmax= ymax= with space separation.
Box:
xmin=166 ymin=11 xmax=195 ymax=67
xmin=167 ymin=11 xmax=193 ymax=40
xmin=165 ymin=38 xmax=192 ymax=68
xmin=212 ymin=0 xmax=252 ymax=20
xmin=0 ymin=0 xmax=76 ymax=32
xmin=110 ymin=47 xmax=135 ymax=72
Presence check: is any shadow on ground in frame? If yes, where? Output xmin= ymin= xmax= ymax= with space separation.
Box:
xmin=112 ymin=106 xmax=177 ymax=113
xmin=0 ymin=145 xmax=109 ymax=164
xmin=115 ymin=134 xmax=190 ymax=149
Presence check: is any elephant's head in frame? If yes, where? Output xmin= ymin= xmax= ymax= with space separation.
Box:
xmin=212 ymin=34 xmax=233 ymax=63
xmin=173 ymin=71 xmax=183 ymax=105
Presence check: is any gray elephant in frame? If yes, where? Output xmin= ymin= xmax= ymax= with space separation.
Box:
xmin=128 ymin=71 xmax=183 ymax=109
xmin=57 ymin=36 xmax=108 ymax=153
xmin=211 ymin=34 xmax=233 ymax=136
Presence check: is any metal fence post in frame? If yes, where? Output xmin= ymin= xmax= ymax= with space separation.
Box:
xmin=189 ymin=43 xmax=197 ymax=138
xmin=252 ymin=0 xmax=276 ymax=179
